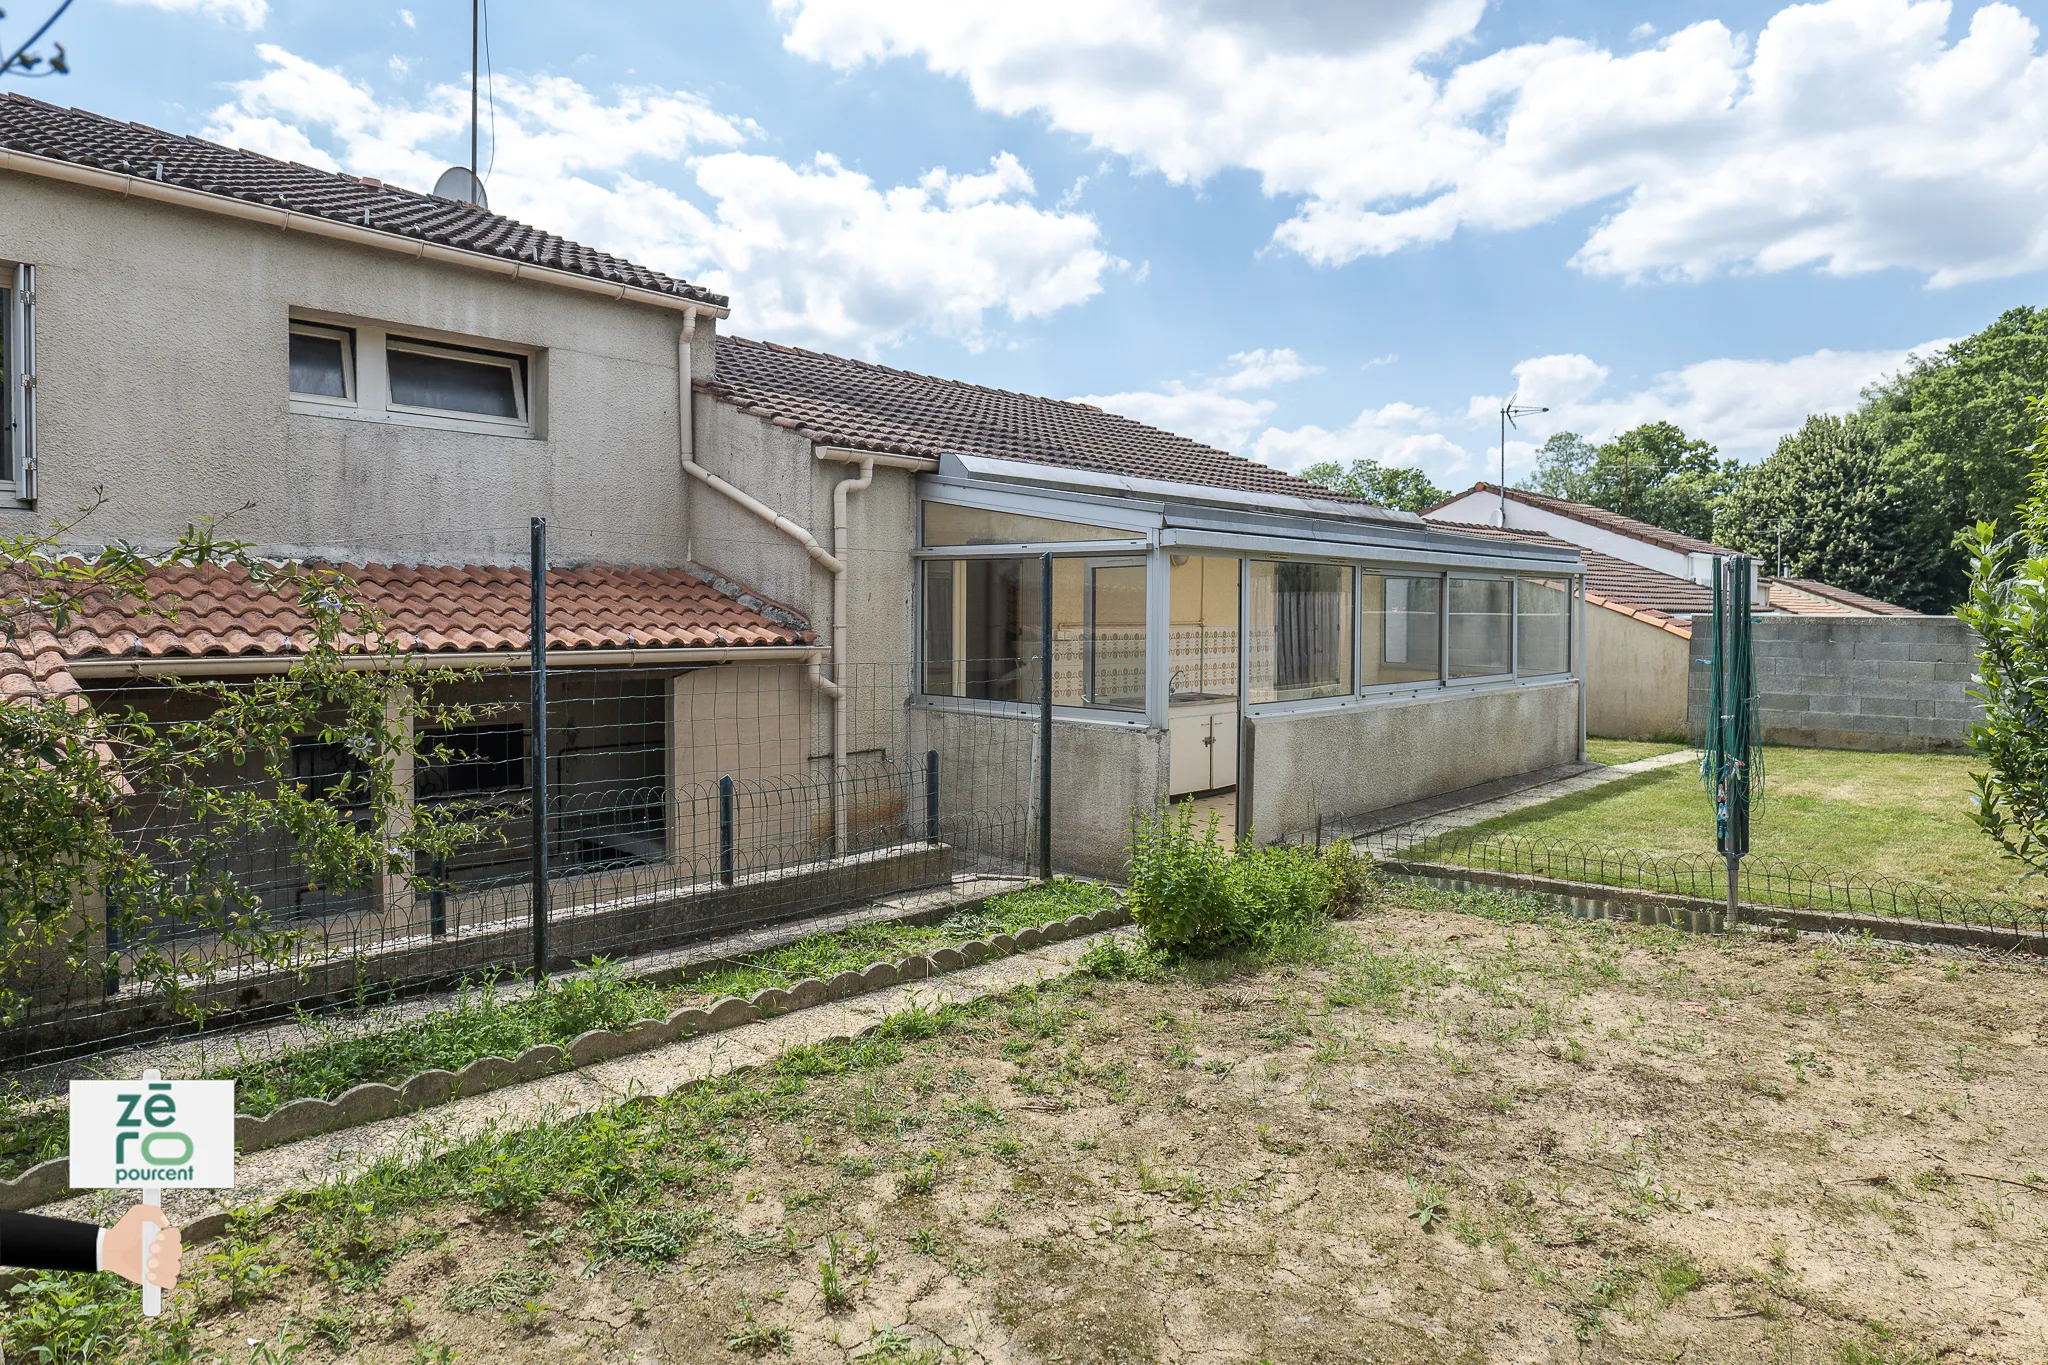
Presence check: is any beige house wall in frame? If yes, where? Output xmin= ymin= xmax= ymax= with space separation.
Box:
xmin=1583 ymin=603 xmax=1692 ymax=740
xmin=0 ymin=172 xmax=714 ymax=570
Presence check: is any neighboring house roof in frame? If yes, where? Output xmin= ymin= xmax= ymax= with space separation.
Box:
xmin=703 ymin=334 xmax=1368 ymax=504
xmin=1766 ymin=577 xmax=1918 ymax=617
xmin=1431 ymin=521 xmax=1712 ymax=616
xmin=4 ymin=561 xmax=805 ymax=689
xmin=1583 ymin=592 xmax=1694 ymax=640
xmin=0 ymin=94 xmax=725 ymax=308
xmin=1425 ymin=483 xmax=1733 ymax=558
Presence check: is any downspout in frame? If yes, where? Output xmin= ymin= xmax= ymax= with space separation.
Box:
xmin=827 ymin=455 xmax=876 ymax=855
xmin=675 ymin=311 xmax=849 ymax=850
xmin=677 ymin=312 xmax=844 ymax=580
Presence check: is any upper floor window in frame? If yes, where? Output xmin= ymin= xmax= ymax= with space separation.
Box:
xmin=387 ymin=337 xmax=526 ymax=422
xmin=288 ymin=312 xmax=538 ymax=438
xmin=289 ymin=322 xmax=356 ymax=403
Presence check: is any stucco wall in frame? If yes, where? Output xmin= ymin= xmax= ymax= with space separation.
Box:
xmin=1752 ymin=616 xmax=1982 ymax=752
xmin=1583 ymin=603 xmax=1692 ymax=740
xmin=907 ymin=708 xmax=1166 ymax=881
xmin=0 ymin=173 xmax=717 ymax=570
xmin=1246 ymin=682 xmax=1580 ymax=841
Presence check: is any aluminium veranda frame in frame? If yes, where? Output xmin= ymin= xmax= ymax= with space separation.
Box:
xmin=909 ymin=456 xmax=1587 ymax=736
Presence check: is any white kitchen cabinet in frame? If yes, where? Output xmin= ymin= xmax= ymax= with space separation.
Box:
xmin=1168 ymin=699 xmax=1238 ymax=796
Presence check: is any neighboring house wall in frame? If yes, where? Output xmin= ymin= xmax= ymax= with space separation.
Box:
xmin=1427 ymin=492 xmax=1695 ymax=581
xmin=0 ymin=174 xmax=697 ymax=569
xmin=1752 ymin=617 xmax=1981 ymax=752
xmin=1247 ymin=682 xmax=1579 ymax=838
xmin=1584 ymin=604 xmax=1692 ymax=740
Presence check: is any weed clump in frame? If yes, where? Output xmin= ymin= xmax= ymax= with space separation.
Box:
xmin=1124 ymin=800 xmax=1377 ymax=957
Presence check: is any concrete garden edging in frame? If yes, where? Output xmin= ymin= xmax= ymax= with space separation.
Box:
xmin=0 ymin=907 xmax=1129 ymax=1212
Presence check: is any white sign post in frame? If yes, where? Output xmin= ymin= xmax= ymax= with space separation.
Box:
xmin=70 ymin=1069 xmax=234 ymax=1316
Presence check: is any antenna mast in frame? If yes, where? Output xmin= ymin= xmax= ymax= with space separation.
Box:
xmin=470 ymin=0 xmax=479 ymax=184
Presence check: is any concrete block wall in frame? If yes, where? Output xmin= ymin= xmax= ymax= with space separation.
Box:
xmin=1747 ymin=617 xmax=1981 ymax=752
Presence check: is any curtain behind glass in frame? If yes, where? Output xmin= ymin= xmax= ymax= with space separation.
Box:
xmin=1250 ymin=561 xmax=1351 ymax=702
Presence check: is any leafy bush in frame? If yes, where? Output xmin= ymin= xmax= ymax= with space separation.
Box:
xmin=1125 ymin=801 xmax=1377 ymax=956
xmin=1125 ymin=801 xmax=1242 ymax=953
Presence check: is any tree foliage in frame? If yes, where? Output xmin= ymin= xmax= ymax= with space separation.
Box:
xmin=1521 ymin=422 xmax=1740 ymax=542
xmin=1953 ymin=396 xmax=2048 ymax=881
xmin=1861 ymin=306 xmax=2048 ymax=605
xmin=1298 ymin=458 xmax=1447 ymax=514
xmin=0 ymin=506 xmax=499 ymax=1027
xmin=1713 ymin=415 xmax=1950 ymax=612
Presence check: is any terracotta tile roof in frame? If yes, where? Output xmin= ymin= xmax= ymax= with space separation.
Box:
xmin=0 ymin=94 xmax=724 ymax=308
xmin=1582 ymin=591 xmax=1694 ymax=640
xmin=1766 ymin=577 xmax=1917 ymax=617
xmin=1430 ymin=520 xmax=1714 ymax=615
xmin=0 ymin=568 xmax=85 ymax=704
xmin=19 ymin=561 xmax=806 ymax=679
xmin=704 ymin=334 xmax=1369 ymax=503
xmin=1427 ymin=483 xmax=1732 ymax=558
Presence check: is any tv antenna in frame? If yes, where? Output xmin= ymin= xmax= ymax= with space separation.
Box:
xmin=433 ymin=0 xmax=490 ymax=208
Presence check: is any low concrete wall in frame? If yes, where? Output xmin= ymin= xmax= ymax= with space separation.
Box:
xmin=1247 ymin=681 xmax=1580 ymax=842
xmin=1584 ymin=602 xmax=1691 ymax=740
xmin=1752 ymin=617 xmax=1981 ymax=752
xmin=907 ymin=708 xmax=1167 ymax=881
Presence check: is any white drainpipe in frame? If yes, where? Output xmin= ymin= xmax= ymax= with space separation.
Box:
xmin=824 ymin=454 xmax=875 ymax=852
xmin=675 ymin=312 xmax=853 ymax=847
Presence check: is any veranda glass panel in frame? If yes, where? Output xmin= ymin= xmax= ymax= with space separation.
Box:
xmin=920 ymin=557 xmax=1044 ymax=703
xmin=1448 ymin=576 xmax=1513 ymax=678
xmin=922 ymin=557 xmax=1146 ymax=711
xmin=1248 ymin=561 xmax=1352 ymax=703
xmin=922 ymin=502 xmax=1135 ymax=547
xmin=1517 ymin=578 xmax=1571 ymax=676
xmin=1360 ymin=572 xmax=1442 ymax=687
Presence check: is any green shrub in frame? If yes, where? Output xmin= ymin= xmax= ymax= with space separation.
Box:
xmin=1125 ymin=801 xmax=1242 ymax=953
xmin=1320 ymin=838 xmax=1378 ymax=917
xmin=1126 ymin=802 xmax=1372 ymax=956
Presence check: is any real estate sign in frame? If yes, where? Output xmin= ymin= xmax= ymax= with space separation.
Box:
xmin=69 ymin=1078 xmax=235 ymax=1190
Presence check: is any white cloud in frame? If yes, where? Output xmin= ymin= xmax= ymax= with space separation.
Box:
xmin=111 ymin=0 xmax=267 ymax=27
xmin=775 ymin=0 xmax=2048 ymax=285
xmin=1073 ymin=349 xmax=1319 ymax=449
xmin=203 ymin=47 xmax=1111 ymax=351
xmin=398 ymin=8 xmax=416 ymax=26
xmin=387 ymin=55 xmax=411 ymax=77
xmin=1251 ymin=403 xmax=1473 ymax=478
xmin=1095 ymin=338 xmax=1945 ymax=491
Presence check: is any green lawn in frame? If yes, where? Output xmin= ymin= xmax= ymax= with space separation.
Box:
xmin=1585 ymin=737 xmax=1689 ymax=766
xmin=1460 ymin=746 xmax=2040 ymax=905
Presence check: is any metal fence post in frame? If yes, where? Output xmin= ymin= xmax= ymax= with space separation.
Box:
xmin=429 ymin=854 xmax=447 ymax=939
xmin=719 ymin=775 xmax=737 ymax=885
xmin=1039 ymin=552 xmax=1054 ymax=882
xmin=530 ymin=516 xmax=550 ymax=980
xmin=103 ymin=891 xmax=121 ymax=998
xmin=925 ymin=748 xmax=940 ymax=843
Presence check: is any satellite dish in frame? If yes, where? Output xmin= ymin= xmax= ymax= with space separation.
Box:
xmin=433 ymin=166 xmax=489 ymax=209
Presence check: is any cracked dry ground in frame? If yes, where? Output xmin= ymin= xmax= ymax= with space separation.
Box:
xmin=161 ymin=896 xmax=2047 ymax=1364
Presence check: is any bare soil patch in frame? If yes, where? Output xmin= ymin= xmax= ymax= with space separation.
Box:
xmin=66 ymin=893 xmax=2048 ymax=1364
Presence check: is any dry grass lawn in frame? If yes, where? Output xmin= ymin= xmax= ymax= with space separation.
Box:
xmin=34 ymin=889 xmax=2048 ymax=1365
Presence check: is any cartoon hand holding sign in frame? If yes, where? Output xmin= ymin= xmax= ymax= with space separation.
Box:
xmin=66 ymin=1068 xmax=234 ymax=1316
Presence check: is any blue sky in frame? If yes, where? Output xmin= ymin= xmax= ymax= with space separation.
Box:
xmin=14 ymin=0 xmax=2048 ymax=487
